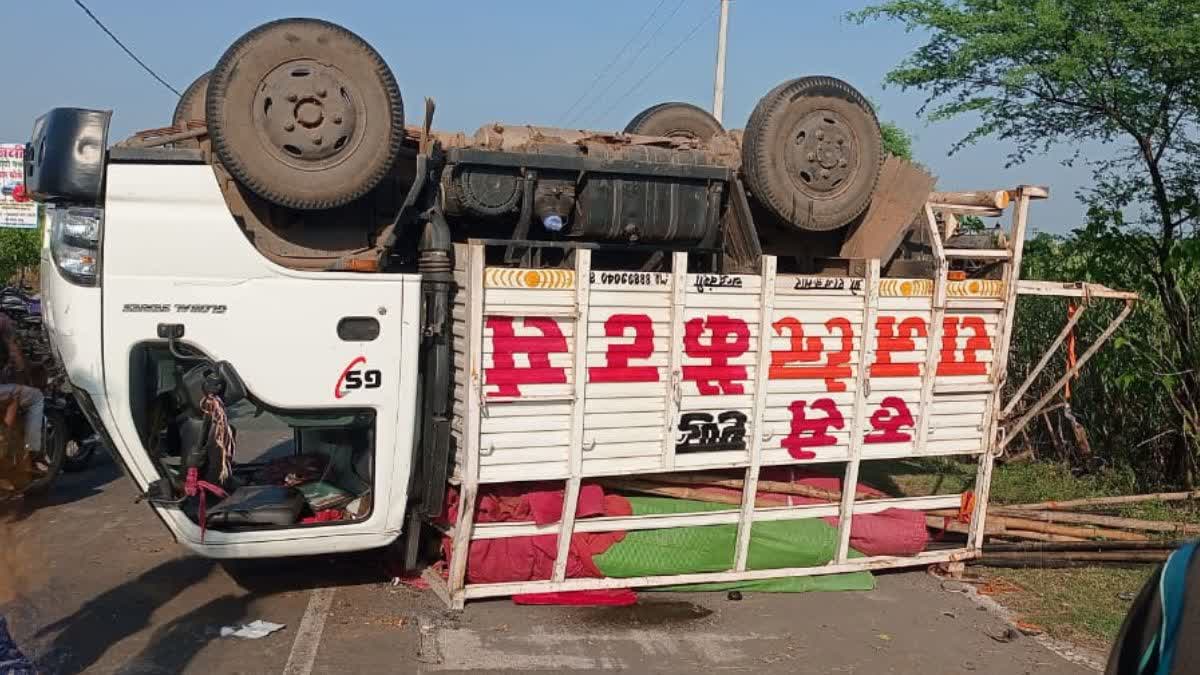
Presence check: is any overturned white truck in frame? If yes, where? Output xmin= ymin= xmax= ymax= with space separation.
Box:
xmin=27 ymin=18 xmax=1133 ymax=606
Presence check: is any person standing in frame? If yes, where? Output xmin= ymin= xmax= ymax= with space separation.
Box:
xmin=0 ymin=313 xmax=43 ymax=492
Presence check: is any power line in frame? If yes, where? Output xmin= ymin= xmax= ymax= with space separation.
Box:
xmin=594 ymin=6 xmax=720 ymax=126
xmin=71 ymin=0 xmax=181 ymax=97
xmin=557 ymin=0 xmax=669 ymax=125
xmin=568 ymin=0 xmax=688 ymax=127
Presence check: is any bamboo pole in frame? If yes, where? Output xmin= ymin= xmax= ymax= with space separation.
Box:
xmin=1002 ymin=491 xmax=1200 ymax=511
xmin=602 ymin=480 xmax=766 ymax=507
xmin=983 ymin=550 xmax=1169 ymax=563
xmin=640 ymin=472 xmax=878 ymax=502
xmin=927 ymin=510 xmax=1149 ymax=541
xmin=930 ymin=190 xmax=1010 ymax=209
xmin=925 ymin=516 xmax=1005 ymax=537
xmin=991 ymin=530 xmax=1088 ymax=543
xmin=984 ymin=540 xmax=1186 ymax=553
xmin=974 ymin=558 xmax=1163 ymax=569
xmin=990 ymin=507 xmax=1200 ymax=534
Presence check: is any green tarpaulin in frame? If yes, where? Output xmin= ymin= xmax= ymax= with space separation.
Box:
xmin=592 ymin=497 xmax=875 ymax=593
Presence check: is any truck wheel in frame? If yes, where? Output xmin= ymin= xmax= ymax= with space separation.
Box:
xmin=173 ymin=72 xmax=210 ymax=128
xmin=172 ymin=72 xmax=210 ymax=149
xmin=742 ymin=76 xmax=882 ymax=232
xmin=206 ymin=19 xmax=405 ymax=210
xmin=624 ymin=102 xmax=724 ymax=141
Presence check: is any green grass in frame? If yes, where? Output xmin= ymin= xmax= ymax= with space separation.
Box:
xmin=988 ymin=566 xmax=1154 ymax=651
xmin=859 ymin=458 xmax=1196 ymax=652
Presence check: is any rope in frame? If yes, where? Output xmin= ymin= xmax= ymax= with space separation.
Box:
xmin=201 ymin=393 xmax=235 ymax=483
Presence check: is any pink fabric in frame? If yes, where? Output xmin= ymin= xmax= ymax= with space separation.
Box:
xmin=682 ymin=467 xmax=929 ymax=557
xmin=441 ymin=484 xmax=632 ymax=585
xmin=513 ymin=589 xmax=638 ymax=607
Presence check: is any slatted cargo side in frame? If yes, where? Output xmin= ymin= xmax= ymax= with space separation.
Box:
xmin=450 ymin=243 xmax=472 ymax=482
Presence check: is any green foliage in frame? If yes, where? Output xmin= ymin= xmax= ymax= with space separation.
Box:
xmin=880 ymin=120 xmax=914 ymax=160
xmin=854 ymin=0 xmax=1200 ymax=487
xmin=0 ymin=225 xmax=40 ymax=283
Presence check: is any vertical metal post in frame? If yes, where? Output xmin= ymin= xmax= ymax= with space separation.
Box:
xmin=836 ymin=259 xmax=879 ymax=563
xmin=733 ymin=255 xmax=775 ymax=571
xmin=970 ymin=189 xmax=1032 ymax=550
xmin=553 ymin=249 xmax=591 ymax=582
xmin=712 ymin=0 xmax=731 ymax=123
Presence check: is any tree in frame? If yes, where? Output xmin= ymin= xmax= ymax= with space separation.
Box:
xmin=880 ymin=120 xmax=914 ymax=160
xmin=853 ymin=0 xmax=1200 ymax=485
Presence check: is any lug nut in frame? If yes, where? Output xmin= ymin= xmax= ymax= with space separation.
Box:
xmin=333 ymin=115 xmax=342 ymax=124
xmin=807 ymin=152 xmax=816 ymax=162
xmin=816 ymin=130 xmax=825 ymax=140
xmin=317 ymin=88 xmax=327 ymax=98
xmin=286 ymin=94 xmax=298 ymax=103
xmin=820 ymin=169 xmax=831 ymax=179
xmin=284 ymin=122 xmax=295 ymax=132
xmin=312 ymin=135 xmax=323 ymax=145
xmin=839 ymin=159 xmax=848 ymax=167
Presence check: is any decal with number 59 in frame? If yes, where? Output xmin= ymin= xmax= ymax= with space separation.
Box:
xmin=335 ymin=356 xmax=383 ymax=399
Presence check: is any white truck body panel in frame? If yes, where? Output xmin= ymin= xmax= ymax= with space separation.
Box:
xmin=45 ymin=164 xmax=422 ymax=558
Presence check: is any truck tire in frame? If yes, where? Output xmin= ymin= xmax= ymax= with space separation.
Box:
xmin=206 ymin=19 xmax=405 ymax=210
xmin=742 ymin=76 xmax=882 ymax=232
xmin=172 ymin=72 xmax=210 ymax=149
xmin=173 ymin=72 xmax=210 ymax=128
xmin=624 ymin=102 xmax=724 ymax=141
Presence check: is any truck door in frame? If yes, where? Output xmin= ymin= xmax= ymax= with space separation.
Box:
xmin=98 ymin=162 xmax=420 ymax=558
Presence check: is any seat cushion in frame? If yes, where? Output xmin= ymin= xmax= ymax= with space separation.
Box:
xmin=206 ymin=485 xmax=305 ymax=528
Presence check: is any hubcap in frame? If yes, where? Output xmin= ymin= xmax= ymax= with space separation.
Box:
xmin=784 ymin=109 xmax=858 ymax=196
xmin=254 ymin=60 xmax=361 ymax=169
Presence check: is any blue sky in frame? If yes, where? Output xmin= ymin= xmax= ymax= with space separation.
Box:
xmin=4 ymin=0 xmax=1099 ymax=233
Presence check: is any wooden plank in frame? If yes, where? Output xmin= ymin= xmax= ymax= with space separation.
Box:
xmin=447 ymin=242 xmax=486 ymax=609
xmin=735 ymin=255 xmax=775 ymax=571
xmin=838 ymin=155 xmax=936 ymax=262
xmin=837 ymin=259 xmax=879 ymax=562
xmin=587 ymin=290 xmax=672 ymax=308
xmin=553 ymin=249 xmax=590 ymax=583
xmin=480 ymin=446 xmax=570 ymax=466
xmin=462 ymin=550 xmax=974 ymax=600
xmin=470 ymin=494 xmax=964 ymax=539
xmin=662 ymin=252 xmax=688 ymax=472
xmin=584 ymin=412 xmax=666 ymax=429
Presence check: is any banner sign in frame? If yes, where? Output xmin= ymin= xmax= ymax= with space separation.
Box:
xmin=0 ymin=144 xmax=37 ymax=229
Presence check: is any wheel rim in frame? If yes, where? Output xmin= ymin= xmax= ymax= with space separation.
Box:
xmin=783 ymin=109 xmax=859 ymax=198
xmin=253 ymin=60 xmax=364 ymax=172
xmin=65 ymin=439 xmax=80 ymax=459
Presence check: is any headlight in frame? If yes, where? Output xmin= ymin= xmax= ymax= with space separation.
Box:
xmin=50 ymin=206 xmax=102 ymax=286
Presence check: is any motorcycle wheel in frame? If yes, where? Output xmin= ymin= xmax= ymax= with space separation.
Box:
xmin=21 ymin=410 xmax=68 ymax=496
xmin=62 ymin=436 xmax=97 ymax=473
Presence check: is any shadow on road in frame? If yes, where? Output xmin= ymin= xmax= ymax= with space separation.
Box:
xmin=2 ymin=452 xmax=121 ymax=524
xmin=32 ymin=549 xmax=395 ymax=674
xmin=34 ymin=557 xmax=218 ymax=675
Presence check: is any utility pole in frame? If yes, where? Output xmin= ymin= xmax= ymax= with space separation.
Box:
xmin=712 ymin=0 xmax=731 ymax=124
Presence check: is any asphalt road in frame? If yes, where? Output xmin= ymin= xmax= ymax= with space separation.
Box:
xmin=1 ymin=453 xmax=1099 ymax=674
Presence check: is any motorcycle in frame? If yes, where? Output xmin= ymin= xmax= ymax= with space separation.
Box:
xmin=0 ymin=289 xmax=98 ymax=497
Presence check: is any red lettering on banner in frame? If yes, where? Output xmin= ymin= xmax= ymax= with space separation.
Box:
xmin=864 ymin=396 xmax=916 ymax=443
xmin=871 ymin=316 xmax=927 ymax=377
xmin=484 ymin=316 xmax=569 ymax=397
xmin=682 ymin=315 xmax=750 ymax=395
xmin=588 ymin=313 xmax=660 ymax=383
xmin=780 ymin=398 xmax=846 ymax=459
xmin=769 ymin=316 xmax=854 ymax=391
xmin=937 ymin=316 xmax=991 ymax=376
